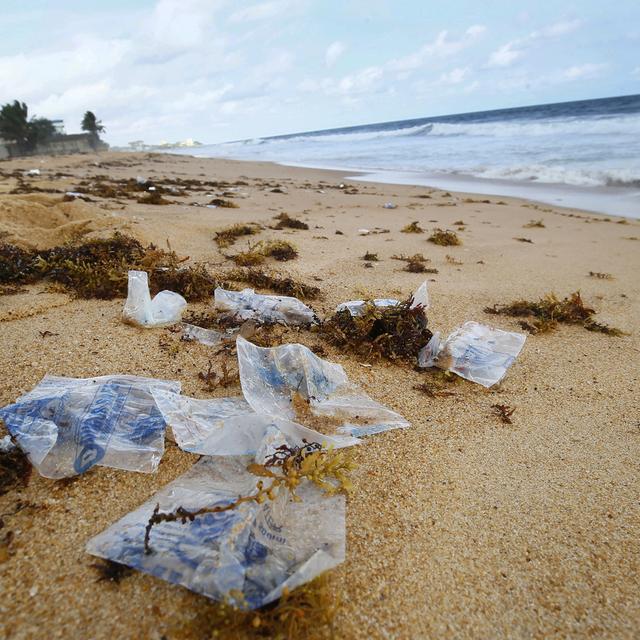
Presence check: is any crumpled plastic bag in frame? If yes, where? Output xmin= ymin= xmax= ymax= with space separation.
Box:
xmin=215 ymin=287 xmax=316 ymax=326
xmin=86 ymin=451 xmax=345 ymax=609
xmin=123 ymin=270 xmax=187 ymax=328
xmin=336 ymin=280 xmax=429 ymax=316
xmin=151 ymin=391 xmax=359 ymax=456
xmin=236 ymin=336 xmax=409 ymax=437
xmin=181 ymin=323 xmax=234 ymax=347
xmin=418 ymin=321 xmax=526 ymax=387
xmin=0 ymin=375 xmax=180 ymax=478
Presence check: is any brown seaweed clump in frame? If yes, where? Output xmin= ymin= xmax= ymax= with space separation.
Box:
xmin=137 ymin=191 xmax=172 ymax=205
xmin=255 ymin=240 xmax=298 ymax=261
xmin=214 ymin=224 xmax=259 ymax=248
xmin=401 ymin=221 xmax=424 ymax=233
xmin=273 ymin=213 xmax=309 ymax=230
xmin=209 ymin=198 xmax=239 ymax=208
xmin=0 ymin=440 xmax=32 ymax=496
xmin=428 ymin=229 xmax=461 ymax=246
xmin=391 ymin=254 xmax=438 ymax=274
xmin=485 ymin=291 xmax=625 ymax=336
xmin=323 ymin=296 xmax=432 ymax=360
xmin=0 ymin=234 xmax=216 ymax=301
xmin=227 ymin=268 xmax=320 ymax=299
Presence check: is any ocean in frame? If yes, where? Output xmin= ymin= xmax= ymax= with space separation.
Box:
xmin=174 ymin=94 xmax=640 ymax=218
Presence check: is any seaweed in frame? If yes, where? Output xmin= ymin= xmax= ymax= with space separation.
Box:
xmin=144 ymin=443 xmax=355 ymax=554
xmin=91 ymin=559 xmax=133 ymax=584
xmin=209 ymin=198 xmax=239 ymax=208
xmin=0 ymin=243 xmax=39 ymax=284
xmin=273 ymin=213 xmax=309 ymax=230
xmin=485 ymin=291 xmax=625 ymax=336
xmin=137 ymin=191 xmax=171 ymax=205
xmin=492 ymin=404 xmax=516 ymax=424
xmin=391 ymin=254 xmax=438 ymax=274
xmin=215 ymin=224 xmax=260 ymax=248
xmin=361 ymin=252 xmax=378 ymax=261
xmin=198 ymin=359 xmax=239 ymax=391
xmin=413 ymin=382 xmax=455 ymax=398
xmin=446 ymin=254 xmax=463 ymax=265
xmin=226 ymin=268 xmax=320 ymax=299
xmin=514 ymin=237 xmax=533 ymax=243
xmin=589 ymin=271 xmax=613 ymax=279
xmin=255 ymin=240 xmax=298 ymax=261
xmin=322 ymin=296 xmax=432 ymax=361
xmin=401 ymin=221 xmax=424 ymax=234
xmin=428 ymin=229 xmax=461 ymax=246
xmin=0 ymin=440 xmax=32 ymax=496
xmin=230 ymin=250 xmax=266 ymax=267
xmin=524 ymin=219 xmax=545 ymax=228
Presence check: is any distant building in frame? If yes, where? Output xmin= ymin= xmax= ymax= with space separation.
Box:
xmin=51 ymin=119 xmax=65 ymax=135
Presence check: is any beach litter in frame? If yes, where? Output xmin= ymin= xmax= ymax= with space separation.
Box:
xmin=383 ymin=202 xmax=397 ymax=209
xmin=86 ymin=447 xmax=347 ymax=610
xmin=418 ymin=321 xmax=526 ymax=387
xmin=0 ymin=375 xmax=180 ymax=479
xmin=181 ymin=322 xmax=236 ymax=347
xmin=122 ymin=270 xmax=187 ymax=328
xmin=215 ymin=287 xmax=317 ymax=326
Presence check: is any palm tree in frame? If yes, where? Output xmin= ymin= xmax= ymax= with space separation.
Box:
xmin=81 ymin=111 xmax=105 ymax=136
xmin=0 ymin=100 xmax=56 ymax=151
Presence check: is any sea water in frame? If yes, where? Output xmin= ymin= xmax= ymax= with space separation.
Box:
xmin=174 ymin=94 xmax=640 ymax=218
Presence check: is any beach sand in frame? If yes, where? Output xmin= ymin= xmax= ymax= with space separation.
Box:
xmin=0 ymin=151 xmax=638 ymax=639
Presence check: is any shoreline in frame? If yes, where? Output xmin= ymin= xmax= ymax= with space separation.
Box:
xmin=1 ymin=150 xmax=639 ymax=640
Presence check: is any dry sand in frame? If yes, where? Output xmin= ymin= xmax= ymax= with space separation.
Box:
xmin=0 ymin=151 xmax=638 ymax=639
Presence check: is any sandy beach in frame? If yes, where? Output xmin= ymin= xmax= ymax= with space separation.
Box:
xmin=0 ymin=151 xmax=639 ymax=639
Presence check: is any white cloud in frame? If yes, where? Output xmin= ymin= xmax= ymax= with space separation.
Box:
xmin=532 ymin=18 xmax=583 ymax=39
xmin=439 ymin=67 xmax=470 ymax=84
xmin=562 ymin=63 xmax=606 ymax=80
xmin=229 ymin=1 xmax=293 ymax=23
xmin=388 ymin=25 xmax=486 ymax=72
xmin=325 ymin=41 xmax=346 ymax=68
xmin=488 ymin=42 xmax=522 ymax=67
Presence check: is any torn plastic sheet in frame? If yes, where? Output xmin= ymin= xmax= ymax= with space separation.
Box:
xmin=151 ymin=391 xmax=359 ymax=456
xmin=236 ymin=336 xmax=409 ymax=438
xmin=215 ymin=287 xmax=317 ymax=326
xmin=336 ymin=280 xmax=429 ymax=316
xmin=181 ymin=323 xmax=236 ymax=347
xmin=123 ymin=270 xmax=187 ymax=328
xmin=418 ymin=321 xmax=526 ymax=387
xmin=0 ymin=375 xmax=180 ymax=479
xmin=86 ymin=453 xmax=346 ymax=609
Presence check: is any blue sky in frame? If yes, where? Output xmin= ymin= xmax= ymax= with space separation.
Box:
xmin=1 ymin=0 xmax=638 ymax=145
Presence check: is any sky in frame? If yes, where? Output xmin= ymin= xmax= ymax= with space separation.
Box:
xmin=1 ymin=0 xmax=639 ymax=146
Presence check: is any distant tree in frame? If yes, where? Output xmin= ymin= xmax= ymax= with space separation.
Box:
xmin=81 ymin=111 xmax=105 ymax=136
xmin=0 ymin=100 xmax=56 ymax=152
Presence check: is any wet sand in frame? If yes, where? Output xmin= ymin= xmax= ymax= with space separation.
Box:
xmin=0 ymin=151 xmax=639 ymax=639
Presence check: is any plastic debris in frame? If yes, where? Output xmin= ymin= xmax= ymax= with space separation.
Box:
xmin=336 ymin=280 xmax=429 ymax=317
xmin=122 ymin=270 xmax=187 ymax=328
xmin=181 ymin=323 xmax=233 ymax=347
xmin=151 ymin=391 xmax=358 ymax=455
xmin=0 ymin=435 xmax=15 ymax=453
xmin=0 ymin=375 xmax=180 ymax=479
xmin=25 ymin=169 xmax=40 ymax=176
xmin=215 ymin=287 xmax=317 ymax=326
xmin=418 ymin=321 xmax=526 ymax=387
xmin=383 ymin=202 xmax=397 ymax=209
xmin=236 ymin=336 xmax=409 ymax=437
xmin=357 ymin=228 xmax=370 ymax=235
xmin=86 ymin=452 xmax=346 ymax=609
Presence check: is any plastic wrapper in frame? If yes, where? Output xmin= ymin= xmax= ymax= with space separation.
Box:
xmin=215 ymin=287 xmax=316 ymax=326
xmin=181 ymin=323 xmax=235 ymax=347
xmin=236 ymin=336 xmax=409 ymax=437
xmin=123 ymin=270 xmax=187 ymax=328
xmin=86 ymin=453 xmax=346 ymax=609
xmin=0 ymin=375 xmax=180 ymax=479
xmin=151 ymin=391 xmax=359 ymax=455
xmin=418 ymin=321 xmax=525 ymax=387
xmin=336 ymin=280 xmax=429 ymax=316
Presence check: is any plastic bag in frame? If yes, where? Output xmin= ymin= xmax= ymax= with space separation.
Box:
xmin=236 ymin=336 xmax=409 ymax=437
xmin=181 ymin=323 xmax=231 ymax=347
xmin=123 ymin=270 xmax=187 ymax=328
xmin=336 ymin=280 xmax=429 ymax=316
xmin=215 ymin=287 xmax=317 ymax=326
xmin=0 ymin=375 xmax=180 ymax=479
xmin=151 ymin=391 xmax=359 ymax=456
xmin=86 ymin=452 xmax=346 ymax=609
xmin=418 ymin=321 xmax=525 ymax=387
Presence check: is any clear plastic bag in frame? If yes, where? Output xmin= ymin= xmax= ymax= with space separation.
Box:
xmin=418 ymin=321 xmax=526 ymax=387
xmin=122 ymin=270 xmax=187 ymax=328
xmin=151 ymin=391 xmax=359 ymax=456
xmin=0 ymin=375 xmax=180 ymax=478
xmin=86 ymin=453 xmax=346 ymax=609
xmin=336 ymin=280 xmax=429 ymax=316
xmin=214 ymin=287 xmax=317 ymax=326
xmin=181 ymin=323 xmax=232 ymax=347
xmin=236 ymin=336 xmax=409 ymax=437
